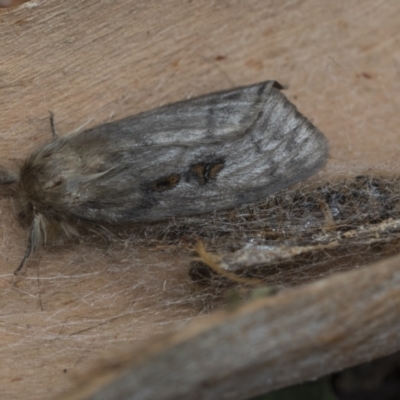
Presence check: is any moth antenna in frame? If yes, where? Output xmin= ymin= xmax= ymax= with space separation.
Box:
xmin=49 ymin=111 xmax=58 ymax=138
xmin=14 ymin=214 xmax=42 ymax=275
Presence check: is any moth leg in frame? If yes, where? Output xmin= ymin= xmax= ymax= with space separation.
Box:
xmin=49 ymin=111 xmax=58 ymax=138
xmin=14 ymin=222 xmax=35 ymax=275
xmin=14 ymin=214 xmax=43 ymax=275
xmin=13 ymin=244 xmax=31 ymax=275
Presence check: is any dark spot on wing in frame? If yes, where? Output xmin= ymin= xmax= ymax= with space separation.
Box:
xmin=151 ymin=174 xmax=181 ymax=192
xmin=188 ymin=159 xmax=225 ymax=185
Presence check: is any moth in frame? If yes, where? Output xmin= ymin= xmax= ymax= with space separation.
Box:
xmin=0 ymin=80 xmax=328 ymax=273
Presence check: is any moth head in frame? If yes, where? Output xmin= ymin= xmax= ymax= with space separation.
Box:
xmin=0 ymin=162 xmax=79 ymax=274
xmin=20 ymin=166 xmax=65 ymax=209
xmin=17 ymin=140 xmax=85 ymax=218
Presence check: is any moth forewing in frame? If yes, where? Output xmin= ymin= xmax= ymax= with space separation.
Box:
xmin=1 ymin=81 xmax=328 ymax=273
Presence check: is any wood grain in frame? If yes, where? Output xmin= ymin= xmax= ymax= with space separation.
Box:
xmin=62 ymin=253 xmax=400 ymax=400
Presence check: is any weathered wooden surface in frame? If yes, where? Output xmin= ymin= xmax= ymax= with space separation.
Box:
xmin=61 ymin=253 xmax=400 ymax=400
xmin=0 ymin=1 xmax=399 ymax=399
